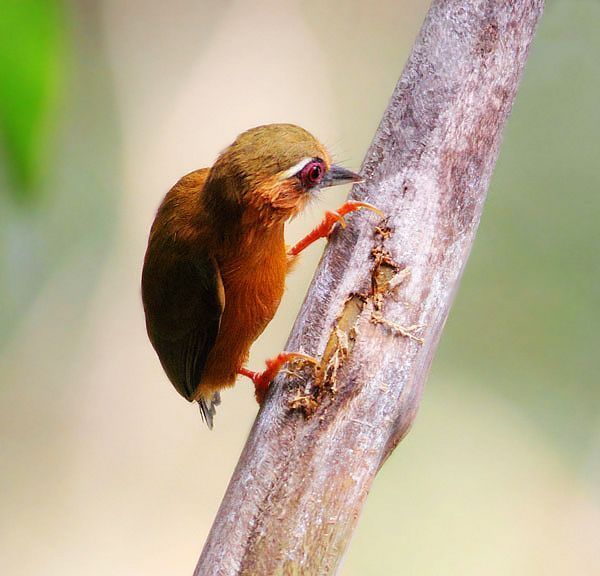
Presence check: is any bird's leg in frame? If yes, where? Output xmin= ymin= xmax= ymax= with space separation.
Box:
xmin=238 ymin=352 xmax=318 ymax=405
xmin=288 ymin=201 xmax=384 ymax=257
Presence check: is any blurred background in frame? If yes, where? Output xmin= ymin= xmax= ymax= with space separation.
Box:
xmin=1 ymin=0 xmax=598 ymax=574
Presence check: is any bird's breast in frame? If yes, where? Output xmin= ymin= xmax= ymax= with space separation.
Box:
xmin=219 ymin=235 xmax=288 ymax=341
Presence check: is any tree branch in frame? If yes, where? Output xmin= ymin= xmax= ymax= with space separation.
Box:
xmin=195 ymin=1 xmax=544 ymax=574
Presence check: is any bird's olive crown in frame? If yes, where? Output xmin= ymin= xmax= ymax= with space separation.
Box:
xmin=203 ymin=124 xmax=335 ymax=223
xmin=209 ymin=124 xmax=330 ymax=190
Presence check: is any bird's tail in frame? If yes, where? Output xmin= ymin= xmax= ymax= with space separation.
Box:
xmin=197 ymin=392 xmax=221 ymax=429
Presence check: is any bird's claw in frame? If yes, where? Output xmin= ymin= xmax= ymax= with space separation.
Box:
xmin=239 ymin=352 xmax=318 ymax=405
xmin=322 ymin=202 xmax=383 ymax=237
xmin=322 ymin=210 xmax=347 ymax=236
xmin=288 ymin=200 xmax=384 ymax=257
xmin=336 ymin=200 xmax=385 ymax=219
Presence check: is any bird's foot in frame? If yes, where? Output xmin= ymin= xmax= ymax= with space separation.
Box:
xmin=238 ymin=352 xmax=318 ymax=405
xmin=288 ymin=201 xmax=384 ymax=257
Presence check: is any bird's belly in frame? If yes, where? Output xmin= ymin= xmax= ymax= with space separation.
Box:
xmin=198 ymin=251 xmax=287 ymax=395
xmin=225 ymin=267 xmax=285 ymax=340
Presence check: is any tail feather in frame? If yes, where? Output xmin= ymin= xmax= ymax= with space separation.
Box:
xmin=197 ymin=392 xmax=221 ymax=429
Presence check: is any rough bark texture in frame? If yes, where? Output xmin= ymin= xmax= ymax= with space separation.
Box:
xmin=195 ymin=1 xmax=544 ymax=574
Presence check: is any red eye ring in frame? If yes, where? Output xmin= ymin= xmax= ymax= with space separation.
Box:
xmin=299 ymin=159 xmax=325 ymax=188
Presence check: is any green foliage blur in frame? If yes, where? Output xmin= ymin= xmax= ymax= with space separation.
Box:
xmin=0 ymin=1 xmax=120 ymax=353
xmin=0 ymin=0 xmax=66 ymax=200
xmin=0 ymin=1 xmax=598 ymax=575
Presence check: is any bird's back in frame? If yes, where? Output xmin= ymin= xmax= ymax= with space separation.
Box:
xmin=142 ymin=169 xmax=225 ymax=419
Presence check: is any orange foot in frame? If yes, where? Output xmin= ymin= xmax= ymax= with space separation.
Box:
xmin=288 ymin=200 xmax=384 ymax=257
xmin=238 ymin=352 xmax=318 ymax=405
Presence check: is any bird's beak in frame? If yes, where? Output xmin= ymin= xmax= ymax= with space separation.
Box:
xmin=320 ymin=164 xmax=364 ymax=188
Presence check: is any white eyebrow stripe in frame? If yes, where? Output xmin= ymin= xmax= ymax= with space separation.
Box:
xmin=279 ymin=157 xmax=313 ymax=180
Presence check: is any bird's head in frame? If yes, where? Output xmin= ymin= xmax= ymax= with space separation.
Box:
xmin=205 ymin=124 xmax=363 ymax=224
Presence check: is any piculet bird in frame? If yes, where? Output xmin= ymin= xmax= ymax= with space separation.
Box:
xmin=142 ymin=124 xmax=380 ymax=428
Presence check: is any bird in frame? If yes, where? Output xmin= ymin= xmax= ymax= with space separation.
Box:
xmin=141 ymin=123 xmax=381 ymax=428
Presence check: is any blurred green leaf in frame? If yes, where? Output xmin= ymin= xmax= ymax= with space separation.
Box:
xmin=0 ymin=1 xmax=120 ymax=350
xmin=0 ymin=0 xmax=66 ymax=202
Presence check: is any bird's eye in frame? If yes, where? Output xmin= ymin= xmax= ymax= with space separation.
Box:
xmin=299 ymin=160 xmax=325 ymax=188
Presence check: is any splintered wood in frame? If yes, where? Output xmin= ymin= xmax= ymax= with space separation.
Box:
xmin=288 ymin=223 xmax=424 ymax=417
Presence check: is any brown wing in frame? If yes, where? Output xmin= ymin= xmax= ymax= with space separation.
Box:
xmin=142 ymin=245 xmax=224 ymax=402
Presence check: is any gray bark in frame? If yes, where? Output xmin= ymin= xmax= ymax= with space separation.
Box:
xmin=195 ymin=1 xmax=545 ymax=574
